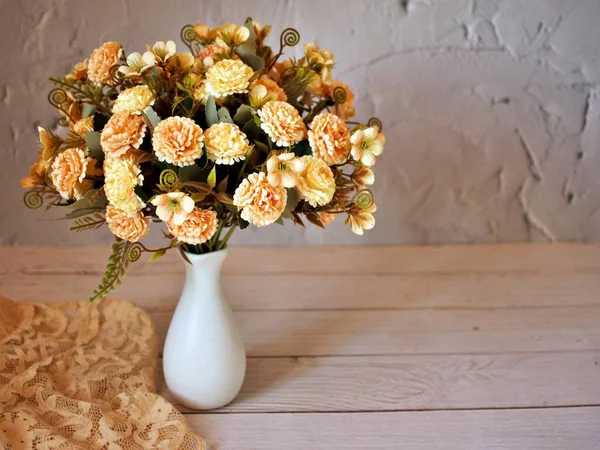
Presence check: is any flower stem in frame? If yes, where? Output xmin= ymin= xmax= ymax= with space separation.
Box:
xmin=217 ymin=224 xmax=238 ymax=250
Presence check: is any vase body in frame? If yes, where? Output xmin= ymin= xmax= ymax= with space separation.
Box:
xmin=162 ymin=249 xmax=246 ymax=410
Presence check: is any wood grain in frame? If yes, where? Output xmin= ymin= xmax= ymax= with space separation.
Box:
xmin=158 ymin=351 xmax=600 ymax=412
xmin=149 ymin=306 xmax=600 ymax=356
xmin=185 ymin=407 xmax=600 ymax=450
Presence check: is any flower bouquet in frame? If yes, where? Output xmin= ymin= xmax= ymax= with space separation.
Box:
xmin=21 ymin=19 xmax=385 ymax=303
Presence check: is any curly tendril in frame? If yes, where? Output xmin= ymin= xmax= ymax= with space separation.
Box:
xmin=280 ymin=28 xmax=300 ymax=48
xmin=367 ymin=117 xmax=383 ymax=131
xmin=159 ymin=169 xmax=179 ymax=189
xmin=332 ymin=86 xmax=347 ymax=104
xmin=180 ymin=24 xmax=201 ymax=55
xmin=48 ymin=88 xmax=75 ymax=124
xmin=354 ymin=189 xmax=375 ymax=210
xmin=24 ymin=191 xmax=43 ymax=209
xmin=127 ymin=242 xmax=143 ymax=262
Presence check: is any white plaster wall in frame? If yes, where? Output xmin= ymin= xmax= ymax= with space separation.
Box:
xmin=1 ymin=0 xmax=599 ymax=246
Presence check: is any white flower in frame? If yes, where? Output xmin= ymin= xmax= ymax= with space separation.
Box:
xmin=119 ymin=51 xmax=156 ymax=77
xmin=350 ymin=126 xmax=385 ymax=167
xmin=266 ymin=153 xmax=305 ymax=188
xmin=149 ymin=40 xmax=176 ymax=63
xmin=151 ymin=192 xmax=195 ymax=226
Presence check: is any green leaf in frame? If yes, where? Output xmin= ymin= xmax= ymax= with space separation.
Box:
xmin=217 ymin=175 xmax=229 ymax=193
xmin=254 ymin=141 xmax=268 ymax=154
xmin=179 ymin=165 xmax=202 ymax=182
xmin=274 ymin=217 xmax=285 ymax=225
xmin=82 ymin=104 xmax=96 ymax=118
xmin=142 ymin=107 xmax=162 ymax=129
xmin=205 ymin=96 xmax=218 ymax=127
xmin=84 ymin=131 xmax=103 ymax=161
xmin=291 ymin=140 xmax=312 ymax=157
xmin=68 ymin=213 xmax=105 ymax=232
xmin=207 ymin=165 xmax=217 ymax=189
xmin=134 ymin=185 xmax=149 ymax=202
xmin=234 ymin=105 xmax=254 ymax=126
xmin=284 ymin=188 xmax=301 ymax=214
xmin=236 ymin=211 xmax=250 ymax=230
xmin=218 ymin=107 xmax=234 ymax=124
xmin=234 ymin=42 xmax=265 ymax=70
xmin=149 ymin=249 xmax=167 ymax=262
xmin=68 ymin=189 xmax=107 ymax=210
xmin=242 ymin=117 xmax=262 ymax=141
xmin=89 ymin=239 xmax=132 ymax=302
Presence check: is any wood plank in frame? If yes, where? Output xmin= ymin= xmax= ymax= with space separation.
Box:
xmin=150 ymin=307 xmax=600 ymax=356
xmin=2 ymin=244 xmax=600 ymax=275
xmin=184 ymin=407 xmax=600 ymax=450
xmin=157 ymin=351 xmax=600 ymax=412
xmin=3 ymin=271 xmax=599 ymax=310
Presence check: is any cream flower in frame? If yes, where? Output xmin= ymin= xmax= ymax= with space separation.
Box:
xmin=296 ymin=155 xmax=336 ymax=207
xmin=112 ymin=85 xmax=156 ymax=115
xmin=103 ymin=155 xmax=145 ymax=213
xmin=258 ymin=101 xmax=307 ymax=147
xmin=50 ymin=148 xmax=92 ymax=200
xmin=204 ymin=123 xmax=249 ymax=165
xmin=152 ymin=116 xmax=204 ymax=167
xmin=88 ymin=41 xmax=122 ymax=84
xmin=266 ymin=152 xmax=305 ymax=188
xmin=233 ymin=172 xmax=287 ymax=227
xmin=205 ymin=59 xmax=253 ymax=98
xmin=72 ymin=117 xmax=94 ymax=138
xmin=308 ymin=113 xmax=351 ymax=165
xmin=168 ymin=207 xmax=218 ymax=245
xmin=347 ymin=204 xmax=376 ymax=235
xmin=151 ymin=192 xmax=195 ymax=226
xmin=249 ymin=75 xmax=287 ymax=108
xmin=119 ymin=51 xmax=155 ymax=77
xmin=105 ymin=205 xmax=150 ymax=242
xmin=100 ymin=112 xmax=147 ymax=157
xmin=218 ymin=23 xmax=250 ymax=45
xmin=330 ymin=80 xmax=356 ymax=120
xmin=303 ymin=42 xmax=335 ymax=84
xmin=350 ymin=126 xmax=385 ymax=167
xmin=351 ymin=166 xmax=375 ymax=189
xmin=148 ymin=40 xmax=176 ymax=63
xmin=193 ymin=24 xmax=220 ymax=42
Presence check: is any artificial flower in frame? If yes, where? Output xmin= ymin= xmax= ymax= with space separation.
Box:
xmin=66 ymin=60 xmax=88 ymax=81
xmin=205 ymin=59 xmax=253 ymax=98
xmin=152 ymin=116 xmax=204 ymax=167
xmin=87 ymin=41 xmax=122 ymax=84
xmin=100 ymin=112 xmax=147 ymax=158
xmin=308 ymin=113 xmax=351 ymax=165
xmin=204 ymin=123 xmax=250 ymax=165
xmin=119 ymin=51 xmax=156 ymax=77
xmin=166 ymin=52 xmax=195 ymax=74
xmin=266 ymin=152 xmax=305 ymax=188
xmin=350 ymin=126 xmax=385 ymax=167
xmin=252 ymin=20 xmax=272 ymax=47
xmin=303 ymin=42 xmax=335 ymax=84
xmin=258 ymin=101 xmax=307 ymax=147
xmin=112 ymin=85 xmax=156 ymax=115
xmin=168 ymin=207 xmax=218 ymax=245
xmin=193 ymin=23 xmax=220 ymax=42
xmin=351 ymin=166 xmax=375 ymax=188
xmin=196 ymin=42 xmax=231 ymax=69
xmin=320 ymin=212 xmax=336 ymax=226
xmin=233 ymin=172 xmax=287 ymax=227
xmin=103 ymin=155 xmax=145 ymax=213
xmin=218 ymin=23 xmax=250 ymax=45
xmin=347 ymin=203 xmax=376 ymax=235
xmin=296 ymin=155 xmax=336 ymax=207
xmin=151 ymin=192 xmax=195 ymax=226
xmin=20 ymin=159 xmax=46 ymax=189
xmin=105 ymin=205 xmax=149 ymax=242
xmin=50 ymin=148 xmax=93 ymax=200
xmin=329 ymin=80 xmax=356 ymax=120
xmin=248 ymin=75 xmax=287 ymax=108
xmin=148 ymin=40 xmax=176 ymax=63
xmin=72 ymin=117 xmax=94 ymax=138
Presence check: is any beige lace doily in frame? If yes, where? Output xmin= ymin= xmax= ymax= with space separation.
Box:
xmin=0 ymin=296 xmax=205 ymax=450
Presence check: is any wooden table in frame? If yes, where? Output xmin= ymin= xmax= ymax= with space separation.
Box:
xmin=2 ymin=244 xmax=600 ymax=449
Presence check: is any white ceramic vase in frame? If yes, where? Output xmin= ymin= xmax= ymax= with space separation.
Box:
xmin=162 ymin=249 xmax=246 ymax=410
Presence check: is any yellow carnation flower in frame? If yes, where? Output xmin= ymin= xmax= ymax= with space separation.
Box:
xmin=233 ymin=172 xmax=287 ymax=227
xmin=168 ymin=207 xmax=218 ymax=245
xmin=87 ymin=41 xmax=122 ymax=84
xmin=103 ymin=155 xmax=145 ymax=213
xmin=204 ymin=123 xmax=250 ymax=165
xmin=105 ymin=205 xmax=150 ymax=242
xmin=100 ymin=112 xmax=147 ymax=158
xmin=152 ymin=116 xmax=204 ymax=167
xmin=205 ymin=59 xmax=253 ymax=98
xmin=112 ymin=85 xmax=156 ymax=115
xmin=296 ymin=155 xmax=336 ymax=207
xmin=50 ymin=148 xmax=93 ymax=200
xmin=258 ymin=101 xmax=307 ymax=147
xmin=308 ymin=113 xmax=351 ymax=165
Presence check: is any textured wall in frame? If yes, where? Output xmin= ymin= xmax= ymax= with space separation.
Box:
xmin=1 ymin=0 xmax=599 ymax=246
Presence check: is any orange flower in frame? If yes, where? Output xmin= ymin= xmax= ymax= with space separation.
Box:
xmin=100 ymin=112 xmax=147 ymax=158
xmin=329 ymin=80 xmax=356 ymax=120
xmin=308 ymin=113 xmax=351 ymax=165
xmin=168 ymin=207 xmax=219 ymax=245
xmin=258 ymin=101 xmax=307 ymax=147
xmin=105 ymin=205 xmax=150 ymax=242
xmin=233 ymin=172 xmax=287 ymax=227
xmin=87 ymin=41 xmax=122 ymax=84
xmin=50 ymin=148 xmax=93 ymax=200
xmin=152 ymin=117 xmax=204 ymax=167
xmin=249 ymin=75 xmax=287 ymax=108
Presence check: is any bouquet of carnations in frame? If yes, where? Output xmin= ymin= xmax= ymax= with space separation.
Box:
xmin=21 ymin=19 xmax=385 ymax=301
